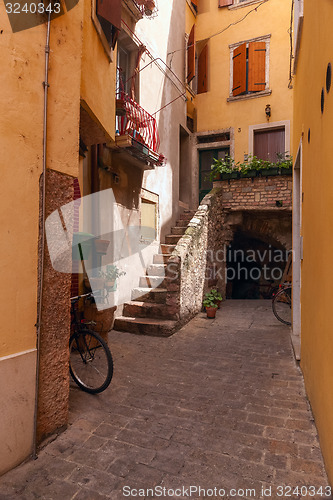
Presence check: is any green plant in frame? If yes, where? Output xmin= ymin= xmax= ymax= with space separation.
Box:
xmin=209 ymin=153 xmax=293 ymax=180
xmin=209 ymin=155 xmax=238 ymax=181
xmin=203 ymin=297 xmax=218 ymax=309
xmin=203 ymin=290 xmax=219 ymax=308
xmin=99 ymin=265 xmax=126 ymax=281
xmin=210 ymin=288 xmax=222 ymax=302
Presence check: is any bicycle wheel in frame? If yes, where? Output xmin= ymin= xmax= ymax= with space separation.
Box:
xmin=69 ymin=329 xmax=113 ymax=394
xmin=272 ymin=287 xmax=292 ymax=326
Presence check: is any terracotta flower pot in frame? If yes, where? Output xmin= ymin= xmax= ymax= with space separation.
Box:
xmin=94 ymin=239 xmax=110 ymax=255
xmin=106 ymin=280 xmax=117 ymax=292
xmin=206 ymin=306 xmax=217 ymax=318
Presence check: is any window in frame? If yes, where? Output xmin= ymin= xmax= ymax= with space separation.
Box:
xmin=141 ymin=199 xmax=157 ymax=241
xmin=229 ymin=36 xmax=270 ymax=99
xmin=249 ymin=121 xmax=290 ymax=161
xmin=253 ymin=128 xmax=285 ymax=162
xmin=186 ymin=25 xmax=208 ymax=94
xmin=191 ymin=0 xmax=197 ymax=11
xmin=96 ymin=0 xmax=121 ymax=50
xmin=219 ymin=0 xmax=261 ymax=7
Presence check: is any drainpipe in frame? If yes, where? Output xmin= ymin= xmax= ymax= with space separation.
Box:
xmin=32 ymin=10 xmax=51 ymax=459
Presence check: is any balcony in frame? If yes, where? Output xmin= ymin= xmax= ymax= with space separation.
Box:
xmin=122 ymin=0 xmax=157 ymax=21
xmin=114 ymin=91 xmax=165 ymax=169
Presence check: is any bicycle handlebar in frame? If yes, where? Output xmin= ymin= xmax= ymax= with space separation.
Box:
xmin=70 ymin=292 xmax=94 ymax=302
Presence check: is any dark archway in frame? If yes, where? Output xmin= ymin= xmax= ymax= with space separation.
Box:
xmin=226 ymin=230 xmax=288 ymax=299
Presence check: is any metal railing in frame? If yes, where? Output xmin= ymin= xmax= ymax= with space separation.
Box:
xmin=128 ymin=0 xmax=157 ymax=17
xmin=117 ymin=91 xmax=160 ymax=154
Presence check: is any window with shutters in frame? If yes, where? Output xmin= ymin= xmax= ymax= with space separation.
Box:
xmin=186 ymin=25 xmax=209 ymax=95
xmin=92 ymin=0 xmax=121 ymax=60
xmin=229 ymin=35 xmax=271 ymax=100
xmin=219 ymin=0 xmax=262 ymax=8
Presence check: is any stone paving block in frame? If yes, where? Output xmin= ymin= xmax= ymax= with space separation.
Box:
xmin=0 ymin=301 xmax=330 ymax=499
xmin=72 ymin=487 xmax=112 ymax=500
xmin=68 ymin=466 xmax=119 ymax=496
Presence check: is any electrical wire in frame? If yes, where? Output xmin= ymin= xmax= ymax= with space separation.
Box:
xmin=168 ymin=0 xmax=271 ymax=57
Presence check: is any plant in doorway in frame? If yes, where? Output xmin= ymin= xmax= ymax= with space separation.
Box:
xmin=99 ymin=264 xmax=126 ymax=292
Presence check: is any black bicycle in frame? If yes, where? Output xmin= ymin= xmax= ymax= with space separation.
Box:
xmin=70 ymin=293 xmax=113 ymax=394
xmin=272 ymin=284 xmax=292 ymax=326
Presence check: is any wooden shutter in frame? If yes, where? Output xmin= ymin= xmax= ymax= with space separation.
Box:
xmin=254 ymin=128 xmax=285 ymax=161
xmin=232 ymin=43 xmax=246 ymax=96
xmin=248 ymin=41 xmax=266 ymax=92
xmin=97 ymin=0 xmax=121 ymax=30
xmin=218 ymin=0 xmax=233 ymax=7
xmin=197 ymin=44 xmax=208 ymax=94
xmin=191 ymin=0 xmax=198 ymax=9
xmin=187 ymin=25 xmax=195 ymax=84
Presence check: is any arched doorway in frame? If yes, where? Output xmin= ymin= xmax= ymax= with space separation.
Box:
xmin=226 ymin=230 xmax=288 ymax=299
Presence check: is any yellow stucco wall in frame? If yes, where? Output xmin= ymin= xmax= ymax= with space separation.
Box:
xmin=293 ymin=0 xmax=333 ymax=484
xmin=0 ymin=13 xmax=44 ymax=357
xmin=0 ymin=0 xmax=83 ymax=474
xmin=0 ymin=4 xmax=82 ymax=358
xmin=194 ymin=0 xmax=293 ymax=162
xmin=80 ymin=0 xmax=117 ymax=142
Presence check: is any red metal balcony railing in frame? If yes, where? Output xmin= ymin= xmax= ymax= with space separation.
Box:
xmin=132 ymin=0 xmax=157 ymax=17
xmin=117 ymin=91 xmax=162 ymax=158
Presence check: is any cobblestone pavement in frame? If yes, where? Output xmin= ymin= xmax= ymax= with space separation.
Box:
xmin=0 ymin=301 xmax=331 ymax=500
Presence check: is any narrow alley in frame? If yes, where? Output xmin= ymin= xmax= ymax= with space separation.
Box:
xmin=0 ymin=301 xmax=330 ymax=500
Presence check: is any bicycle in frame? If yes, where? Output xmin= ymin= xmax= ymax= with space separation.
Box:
xmin=272 ymin=284 xmax=292 ymax=326
xmin=70 ymin=292 xmax=113 ymax=394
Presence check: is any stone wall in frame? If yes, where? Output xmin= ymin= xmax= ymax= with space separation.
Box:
xmin=166 ymin=190 xmax=219 ymax=322
xmin=37 ymin=169 xmax=74 ymax=443
xmin=169 ymin=175 xmax=292 ymax=318
xmin=215 ymin=175 xmax=292 ymax=210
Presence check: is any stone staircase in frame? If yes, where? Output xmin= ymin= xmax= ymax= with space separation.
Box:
xmin=113 ymin=210 xmax=196 ymax=336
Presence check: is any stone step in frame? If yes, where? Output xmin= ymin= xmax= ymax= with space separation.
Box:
xmin=123 ymin=301 xmax=174 ymax=319
xmin=171 ymin=226 xmax=187 ymax=236
xmin=176 ymin=219 xmax=191 ymax=227
xmin=153 ymin=253 xmax=171 ymax=264
xmin=160 ymin=244 xmax=175 ymax=255
xmin=113 ymin=317 xmax=177 ymax=337
xmin=179 ymin=211 xmax=196 ymax=220
xmin=165 ymin=234 xmax=182 ymax=245
xmin=139 ymin=276 xmax=168 ymax=288
xmin=146 ymin=264 xmax=167 ymax=277
xmin=131 ymin=287 xmax=167 ymax=303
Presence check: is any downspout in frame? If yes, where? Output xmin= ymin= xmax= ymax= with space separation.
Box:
xmin=33 ymin=10 xmax=51 ymax=459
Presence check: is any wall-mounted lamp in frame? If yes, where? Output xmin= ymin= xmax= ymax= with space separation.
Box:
xmin=265 ymin=104 xmax=271 ymax=119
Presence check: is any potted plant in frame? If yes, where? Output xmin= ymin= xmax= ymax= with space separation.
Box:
xmin=209 ymin=153 xmax=293 ymax=181
xmin=94 ymin=239 xmax=110 ymax=255
xmin=210 ymin=288 xmax=223 ymax=308
xmin=203 ymin=291 xmax=219 ymax=318
xmin=99 ymin=264 xmax=126 ymax=292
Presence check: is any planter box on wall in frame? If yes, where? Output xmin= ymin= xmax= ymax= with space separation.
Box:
xmin=240 ymin=171 xmax=257 ymax=178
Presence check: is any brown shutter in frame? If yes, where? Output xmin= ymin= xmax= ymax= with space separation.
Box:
xmin=197 ymin=44 xmax=208 ymax=94
xmin=191 ymin=0 xmax=198 ymax=8
xmin=248 ymin=41 xmax=266 ymax=92
xmin=97 ymin=0 xmax=121 ymax=30
xmin=232 ymin=43 xmax=246 ymax=96
xmin=187 ymin=25 xmax=195 ymax=84
xmin=218 ymin=0 xmax=233 ymax=7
